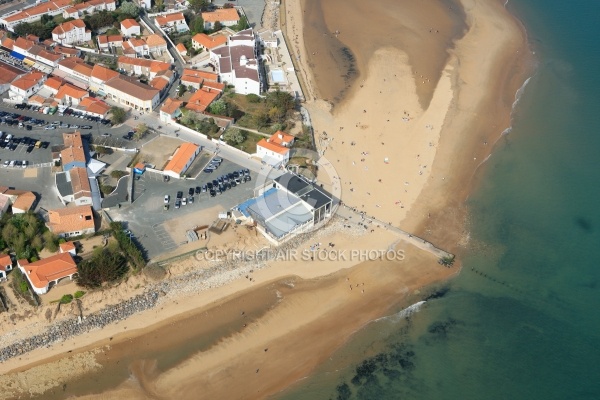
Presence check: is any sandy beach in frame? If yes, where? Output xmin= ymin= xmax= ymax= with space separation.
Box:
xmin=0 ymin=0 xmax=533 ymax=398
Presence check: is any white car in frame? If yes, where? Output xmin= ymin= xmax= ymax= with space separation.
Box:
xmin=182 ymin=197 xmax=187 ymax=206
xmin=2 ymin=160 xmax=9 ymax=167
xmin=44 ymin=125 xmax=55 ymax=130
xmin=164 ymin=195 xmax=170 ymax=204
xmin=21 ymin=160 xmax=27 ymax=168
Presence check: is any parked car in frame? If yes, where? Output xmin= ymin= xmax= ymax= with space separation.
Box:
xmin=188 ymin=188 xmax=194 ymax=196
xmin=101 ymin=133 xmax=111 ymax=137
xmin=164 ymin=195 xmax=170 ymax=204
xmin=182 ymin=197 xmax=187 ymax=206
xmin=175 ymin=199 xmax=181 ymax=209
xmin=21 ymin=160 xmax=27 ymax=168
xmin=44 ymin=125 xmax=55 ymax=130
xmin=176 ymin=191 xmax=183 ymax=199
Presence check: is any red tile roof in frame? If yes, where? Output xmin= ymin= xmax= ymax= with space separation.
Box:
xmin=20 ymin=252 xmax=77 ymax=291
xmin=48 ymin=205 xmax=95 ymax=235
xmin=164 ymin=143 xmax=199 ymax=174
xmin=257 ymin=138 xmax=290 ymax=155
xmin=161 ymin=98 xmax=183 ymax=115
xmin=191 ymin=33 xmax=227 ymax=50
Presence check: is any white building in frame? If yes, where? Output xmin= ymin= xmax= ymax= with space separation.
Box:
xmin=210 ymin=29 xmax=261 ymax=95
xmin=256 ymin=130 xmax=294 ymax=167
xmin=104 ymin=75 xmax=161 ymax=111
xmin=17 ymin=252 xmax=78 ymax=295
xmin=120 ymin=18 xmax=141 ymax=37
xmin=154 ymin=12 xmax=189 ymax=33
xmin=52 ymin=19 xmax=91 ymax=45
xmin=9 ymin=71 xmax=46 ymax=100
xmin=201 ymin=8 xmax=240 ymax=30
xmin=163 ymin=143 xmax=201 ymax=179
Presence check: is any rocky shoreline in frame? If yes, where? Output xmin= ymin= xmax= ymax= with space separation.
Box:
xmin=0 ymin=217 xmax=368 ymax=365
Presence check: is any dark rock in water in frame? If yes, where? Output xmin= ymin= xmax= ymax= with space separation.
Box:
xmin=575 ymin=217 xmax=593 ymax=233
xmin=424 ymin=286 xmax=450 ymax=301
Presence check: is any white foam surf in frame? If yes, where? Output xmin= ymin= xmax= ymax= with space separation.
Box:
xmin=374 ymin=301 xmax=426 ymax=324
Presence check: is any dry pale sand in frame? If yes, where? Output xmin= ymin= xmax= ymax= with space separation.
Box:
xmin=0 ymin=0 xmax=532 ymax=398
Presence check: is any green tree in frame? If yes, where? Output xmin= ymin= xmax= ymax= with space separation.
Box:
xmin=213 ymin=21 xmax=222 ymax=32
xmin=188 ymin=0 xmax=209 ymax=13
xmin=208 ymin=99 xmax=227 ymax=115
xmin=76 ymin=249 xmax=128 ymax=288
xmin=110 ymin=106 xmax=127 ymax=124
xmin=233 ymin=15 xmax=249 ymax=31
xmin=134 ymin=123 xmax=148 ymax=140
xmin=191 ymin=15 xmax=204 ymax=34
xmin=246 ymin=93 xmax=261 ymax=103
xmin=177 ymin=84 xmax=187 ymax=97
xmin=43 ymin=231 xmax=59 ymax=253
xmin=101 ymin=184 xmax=116 ymax=195
xmin=180 ymin=110 xmax=199 ymax=127
xmin=252 ymin=108 xmax=270 ymax=128
xmin=266 ymin=90 xmax=295 ymax=113
xmin=118 ymin=1 xmax=140 ymax=18
xmin=222 ymin=128 xmax=246 ymax=145
xmin=155 ymin=0 xmax=165 ymax=11
xmin=84 ymin=10 xmax=115 ymax=31
xmin=31 ymin=236 xmax=44 ymax=252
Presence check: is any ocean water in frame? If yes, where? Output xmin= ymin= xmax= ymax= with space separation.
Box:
xmin=277 ymin=1 xmax=600 ymax=399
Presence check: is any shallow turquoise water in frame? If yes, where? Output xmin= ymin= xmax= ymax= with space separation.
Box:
xmin=277 ymin=1 xmax=600 ymax=399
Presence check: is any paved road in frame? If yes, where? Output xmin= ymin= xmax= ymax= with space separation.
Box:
xmin=0 ymin=166 xmax=63 ymax=211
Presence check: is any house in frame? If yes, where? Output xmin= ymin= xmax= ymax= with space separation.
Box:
xmin=97 ymin=35 xmax=123 ymax=52
xmin=43 ymin=76 xmax=66 ymax=95
xmin=54 ymin=44 xmax=81 ymax=58
xmin=62 ymin=0 xmax=117 ymax=19
xmin=201 ymin=8 xmax=240 ymax=30
xmin=52 ymin=19 xmax=91 ymax=45
xmin=180 ymin=69 xmax=221 ymax=89
xmin=12 ymin=36 xmax=35 ymax=56
xmin=191 ymin=33 xmax=228 ymax=52
xmin=9 ymin=71 xmax=46 ymax=99
xmin=135 ymin=0 xmax=151 ymax=9
xmin=155 ymin=12 xmax=189 ymax=33
xmin=54 ymin=83 xmax=89 ymax=106
xmin=163 ymin=143 xmax=201 ymax=179
xmin=120 ymin=19 xmax=141 ymax=37
xmin=89 ymin=64 xmax=120 ymax=93
xmin=47 ymin=205 xmax=95 ymax=238
xmin=60 ymin=132 xmax=86 ymax=171
xmin=59 ymin=241 xmax=77 ymax=256
xmin=0 ymin=0 xmax=73 ymax=32
xmin=257 ymin=28 xmax=278 ymax=48
xmin=17 ymin=252 xmax=78 ymax=294
xmin=123 ymin=37 xmax=148 ymax=56
xmin=27 ymin=44 xmax=63 ymax=67
xmin=0 ymin=187 xmax=36 ymax=214
xmin=0 ymin=63 xmax=24 ymax=95
xmin=104 ymin=75 xmax=160 ymax=111
xmin=0 ymin=254 xmax=12 ymax=282
xmin=210 ymin=29 xmax=261 ymax=95
xmin=76 ymin=97 xmax=110 ymax=117
xmin=117 ymin=56 xmax=171 ymax=79
xmin=145 ymin=34 xmax=168 ymax=55
xmin=256 ymin=131 xmax=295 ymax=166
xmin=185 ymin=87 xmax=222 ymax=113
xmin=11 ymin=192 xmax=36 ymax=214
xmin=160 ymin=97 xmax=183 ymax=124
xmin=176 ymin=42 xmax=187 ymax=56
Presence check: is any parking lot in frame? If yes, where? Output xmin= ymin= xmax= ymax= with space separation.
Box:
xmin=110 ymin=158 xmax=257 ymax=259
xmin=0 ymin=100 xmax=145 ymax=151
xmin=0 ymin=166 xmax=64 ymax=211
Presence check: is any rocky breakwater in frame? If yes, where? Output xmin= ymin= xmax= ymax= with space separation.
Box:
xmin=0 ymin=291 xmax=160 ymax=363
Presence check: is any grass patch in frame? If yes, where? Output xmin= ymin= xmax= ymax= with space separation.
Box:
xmin=228 ymin=130 xmax=263 ymax=153
xmin=60 ymin=294 xmax=73 ymax=304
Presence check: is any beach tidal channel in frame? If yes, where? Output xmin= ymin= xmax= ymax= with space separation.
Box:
xmin=36 ymin=282 xmax=284 ymax=400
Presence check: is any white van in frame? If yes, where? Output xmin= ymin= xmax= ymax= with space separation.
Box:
xmin=5 ymin=134 xmax=13 ymax=141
